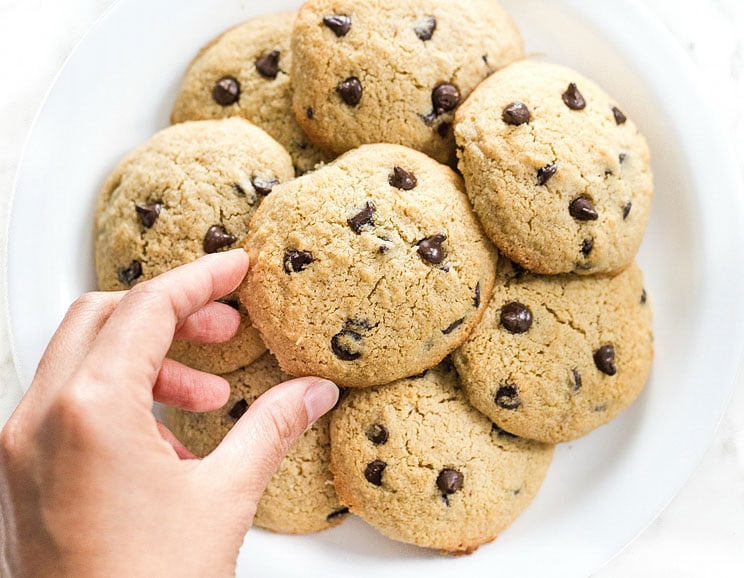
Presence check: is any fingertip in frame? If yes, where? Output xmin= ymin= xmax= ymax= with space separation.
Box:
xmin=214 ymin=375 xmax=231 ymax=407
xmin=302 ymin=378 xmax=339 ymax=425
xmin=222 ymin=248 xmax=250 ymax=269
xmin=154 ymin=360 xmax=232 ymax=412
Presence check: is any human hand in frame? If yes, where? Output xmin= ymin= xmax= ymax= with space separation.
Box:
xmin=0 ymin=249 xmax=339 ymax=578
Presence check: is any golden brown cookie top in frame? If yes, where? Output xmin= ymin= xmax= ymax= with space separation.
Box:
xmin=95 ymin=118 xmax=293 ymax=372
xmin=171 ymin=12 xmax=333 ymax=175
xmin=291 ymin=0 xmax=523 ymax=164
xmin=454 ymin=260 xmax=654 ymax=443
xmin=455 ymin=60 xmax=653 ymax=274
xmin=330 ymin=362 xmax=553 ymax=552
xmin=239 ymin=143 xmax=498 ymax=387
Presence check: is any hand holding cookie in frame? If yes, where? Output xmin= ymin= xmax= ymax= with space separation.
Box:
xmin=0 ymin=250 xmax=338 ymax=576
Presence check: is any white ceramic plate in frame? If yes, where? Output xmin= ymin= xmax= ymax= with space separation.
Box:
xmin=5 ymin=0 xmax=744 ymax=576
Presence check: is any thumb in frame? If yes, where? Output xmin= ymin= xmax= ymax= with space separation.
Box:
xmin=201 ymin=376 xmax=339 ymax=517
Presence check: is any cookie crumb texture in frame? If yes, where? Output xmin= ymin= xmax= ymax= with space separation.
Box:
xmin=239 ymin=144 xmax=498 ymax=387
xmin=94 ymin=119 xmax=294 ymax=372
xmin=171 ymin=12 xmax=334 ymax=175
xmin=455 ymin=60 xmax=653 ymax=274
xmin=291 ymin=0 xmax=523 ymax=165
xmin=330 ymin=364 xmax=553 ymax=552
xmin=166 ymin=353 xmax=346 ymax=534
xmin=454 ymin=260 xmax=654 ymax=443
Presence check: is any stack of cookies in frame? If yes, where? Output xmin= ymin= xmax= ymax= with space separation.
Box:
xmin=94 ymin=0 xmax=654 ymax=555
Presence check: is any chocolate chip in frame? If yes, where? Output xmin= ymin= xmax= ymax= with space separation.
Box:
xmin=495 ymin=384 xmax=521 ymax=410
xmin=594 ymin=404 xmax=608 ymax=412
xmin=417 ymin=233 xmax=447 ymax=264
xmin=348 ymin=201 xmax=376 ymax=233
xmin=513 ymin=487 xmax=522 ymax=496
xmin=641 ymin=288 xmax=647 ymax=304
xmin=212 ymin=76 xmax=240 ymax=106
xmin=336 ymin=77 xmax=362 ymax=106
xmin=118 ymin=260 xmax=142 ymax=286
xmin=537 ymin=163 xmax=558 ymax=186
xmin=502 ymin=101 xmax=531 ymax=125
xmin=612 ymin=106 xmax=627 ymax=125
xmin=326 ymin=507 xmax=349 ymax=522
xmin=283 ymin=250 xmax=313 ymax=273
xmin=569 ymin=196 xmax=599 ymax=221
xmin=562 ymin=82 xmax=586 ymax=110
xmin=437 ymin=122 xmax=451 ymax=138
xmin=482 ymin=54 xmax=489 ymax=65
xmin=228 ymin=399 xmax=248 ymax=420
xmin=442 ymin=318 xmax=464 ymax=335
xmin=491 ymin=423 xmax=517 ymax=439
xmin=500 ymin=302 xmax=532 ymax=333
xmin=572 ymin=368 xmax=582 ymax=392
xmin=255 ymin=50 xmax=280 ymax=79
xmin=306 ymin=106 xmax=315 ymax=119
xmin=619 ymin=152 xmax=627 ymax=164
xmin=323 ymin=15 xmax=351 ymax=37
xmin=594 ymin=345 xmax=617 ymax=375
xmin=135 ymin=202 xmax=161 ymax=228
xmin=203 ymin=225 xmax=236 ymax=254
xmin=473 ymin=281 xmax=481 ymax=308
xmin=436 ymin=468 xmax=463 ymax=495
xmin=414 ymin=16 xmax=436 ymax=40
xmin=432 ymin=84 xmax=460 ymax=115
xmin=366 ymin=424 xmax=388 ymax=445
xmin=623 ymin=202 xmax=632 ymax=220
xmin=251 ymin=177 xmax=278 ymax=196
xmin=364 ymin=460 xmax=386 ymax=486
xmin=331 ymin=330 xmax=362 ymax=361
xmin=389 ymin=166 xmax=417 ymax=190
xmin=581 ymin=238 xmax=594 ymax=257
xmin=218 ymin=297 xmax=241 ymax=311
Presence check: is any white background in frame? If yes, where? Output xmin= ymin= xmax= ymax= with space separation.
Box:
xmin=1 ymin=1 xmax=742 ymax=575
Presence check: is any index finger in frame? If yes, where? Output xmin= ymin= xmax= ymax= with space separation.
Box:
xmin=78 ymin=249 xmax=250 ymax=399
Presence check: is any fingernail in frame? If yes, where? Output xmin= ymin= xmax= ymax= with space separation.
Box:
xmin=303 ymin=379 xmax=339 ymax=425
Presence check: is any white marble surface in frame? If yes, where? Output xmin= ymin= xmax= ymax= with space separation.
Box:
xmin=1 ymin=0 xmax=743 ymax=575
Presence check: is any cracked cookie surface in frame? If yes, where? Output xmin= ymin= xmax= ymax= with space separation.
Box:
xmin=238 ymin=143 xmax=498 ymax=387
xmin=166 ymin=352 xmax=346 ymax=534
xmin=329 ymin=362 xmax=554 ymax=552
xmin=291 ymin=0 xmax=523 ymax=165
xmin=171 ymin=12 xmax=334 ymax=175
xmin=94 ymin=119 xmax=294 ymax=373
xmin=453 ymin=260 xmax=654 ymax=443
xmin=455 ymin=60 xmax=653 ymax=274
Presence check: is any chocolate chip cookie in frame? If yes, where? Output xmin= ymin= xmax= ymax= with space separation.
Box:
xmin=95 ymin=119 xmax=295 ymax=373
xmin=171 ymin=12 xmax=333 ymax=175
xmin=166 ymin=352 xmax=347 ymax=534
xmin=238 ymin=143 xmax=498 ymax=387
xmin=453 ymin=260 xmax=654 ymax=444
xmin=330 ymin=362 xmax=554 ymax=553
xmin=455 ymin=60 xmax=653 ymax=274
xmin=291 ymin=0 xmax=523 ymax=165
